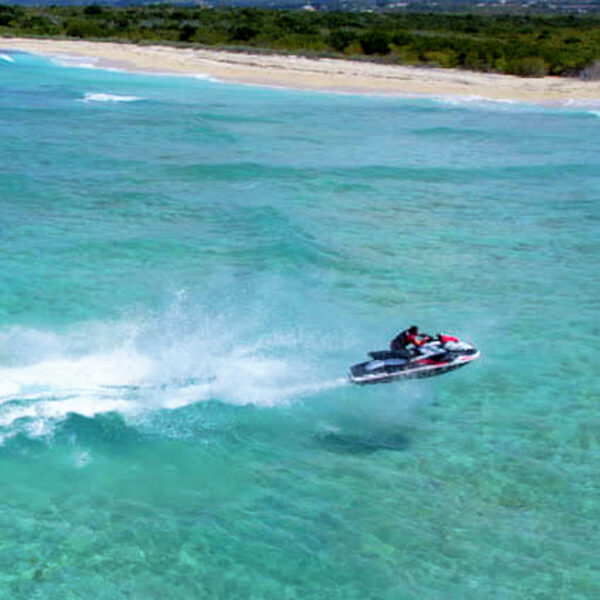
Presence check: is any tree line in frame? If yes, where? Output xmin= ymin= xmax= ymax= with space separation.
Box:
xmin=1 ymin=4 xmax=600 ymax=77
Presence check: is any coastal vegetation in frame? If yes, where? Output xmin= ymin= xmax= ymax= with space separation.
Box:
xmin=1 ymin=4 xmax=600 ymax=77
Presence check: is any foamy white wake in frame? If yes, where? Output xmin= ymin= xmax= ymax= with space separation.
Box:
xmin=0 ymin=53 xmax=15 ymax=64
xmin=81 ymin=92 xmax=143 ymax=103
xmin=0 ymin=311 xmax=346 ymax=442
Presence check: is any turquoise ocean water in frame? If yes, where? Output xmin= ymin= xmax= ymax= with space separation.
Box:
xmin=0 ymin=49 xmax=598 ymax=598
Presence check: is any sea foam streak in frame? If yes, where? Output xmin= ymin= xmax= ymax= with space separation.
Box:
xmin=429 ymin=94 xmax=537 ymax=113
xmin=51 ymin=53 xmax=100 ymax=70
xmin=0 ymin=53 xmax=15 ymax=63
xmin=81 ymin=92 xmax=143 ymax=103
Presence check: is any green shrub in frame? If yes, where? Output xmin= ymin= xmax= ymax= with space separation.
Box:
xmin=179 ymin=24 xmax=196 ymax=42
xmin=423 ymin=50 xmax=460 ymax=68
xmin=229 ymin=24 xmax=258 ymax=43
xmin=328 ymin=29 xmax=357 ymax=53
xmin=65 ymin=18 xmax=105 ymax=39
xmin=359 ymin=31 xmax=391 ymax=55
xmin=344 ymin=42 xmax=363 ymax=57
xmin=507 ymin=56 xmax=548 ymax=77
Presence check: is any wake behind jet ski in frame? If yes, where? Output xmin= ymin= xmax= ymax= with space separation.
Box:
xmin=349 ymin=327 xmax=479 ymax=385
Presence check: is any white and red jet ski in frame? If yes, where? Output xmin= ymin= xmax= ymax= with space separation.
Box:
xmin=348 ymin=334 xmax=479 ymax=384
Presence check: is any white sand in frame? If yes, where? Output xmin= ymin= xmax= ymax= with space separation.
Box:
xmin=3 ymin=37 xmax=600 ymax=103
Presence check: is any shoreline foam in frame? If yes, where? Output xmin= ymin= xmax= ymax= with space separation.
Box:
xmin=3 ymin=37 xmax=600 ymax=103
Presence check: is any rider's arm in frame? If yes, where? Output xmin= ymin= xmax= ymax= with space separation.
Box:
xmin=414 ymin=334 xmax=432 ymax=346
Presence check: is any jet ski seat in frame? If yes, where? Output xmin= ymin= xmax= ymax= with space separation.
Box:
xmin=369 ymin=349 xmax=411 ymax=360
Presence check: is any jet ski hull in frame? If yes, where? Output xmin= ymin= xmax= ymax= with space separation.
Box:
xmin=348 ymin=339 xmax=479 ymax=385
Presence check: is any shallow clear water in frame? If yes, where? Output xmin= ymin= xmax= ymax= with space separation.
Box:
xmin=0 ymin=50 xmax=599 ymax=598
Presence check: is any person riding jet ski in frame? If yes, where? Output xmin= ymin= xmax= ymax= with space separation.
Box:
xmin=390 ymin=325 xmax=431 ymax=353
xmin=349 ymin=327 xmax=480 ymax=384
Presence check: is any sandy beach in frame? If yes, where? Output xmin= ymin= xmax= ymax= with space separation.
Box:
xmin=3 ymin=36 xmax=600 ymax=103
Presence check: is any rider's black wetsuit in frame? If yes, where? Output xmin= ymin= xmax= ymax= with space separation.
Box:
xmin=390 ymin=330 xmax=410 ymax=352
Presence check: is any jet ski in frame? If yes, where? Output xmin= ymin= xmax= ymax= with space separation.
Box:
xmin=349 ymin=335 xmax=480 ymax=385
